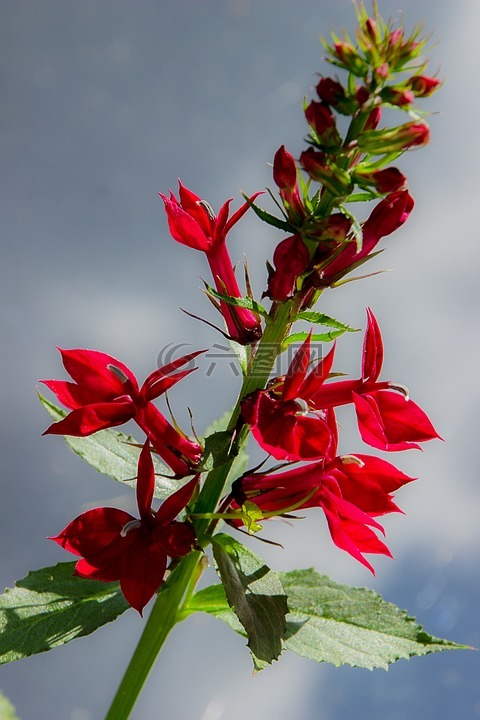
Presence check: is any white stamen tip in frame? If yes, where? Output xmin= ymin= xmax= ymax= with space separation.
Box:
xmin=197 ymin=199 xmax=216 ymax=220
xmin=388 ymin=382 xmax=410 ymax=400
xmin=120 ymin=520 xmax=141 ymax=537
xmin=293 ymin=397 xmax=310 ymax=415
xmin=107 ymin=364 xmax=129 ymax=384
xmin=341 ymin=454 xmax=365 ymax=467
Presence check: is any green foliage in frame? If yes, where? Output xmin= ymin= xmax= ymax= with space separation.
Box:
xmin=39 ymin=394 xmax=181 ymax=500
xmin=212 ymin=534 xmax=288 ymax=667
xmin=0 ymin=691 xmax=21 ymax=719
xmin=295 ymin=311 xmax=358 ymax=334
xmin=187 ymin=567 xmax=468 ymax=671
xmin=0 ymin=563 xmax=129 ymax=664
xmin=204 ymin=284 xmax=269 ymax=319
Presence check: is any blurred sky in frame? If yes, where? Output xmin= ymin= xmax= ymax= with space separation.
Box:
xmin=1 ymin=1 xmax=479 ymax=719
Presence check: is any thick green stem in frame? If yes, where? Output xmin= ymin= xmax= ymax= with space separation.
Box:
xmin=104 ymin=550 xmax=203 ymax=720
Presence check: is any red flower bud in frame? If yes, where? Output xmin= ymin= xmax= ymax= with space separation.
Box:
xmin=267 ymin=235 xmax=310 ymax=301
xmin=305 ymin=101 xmax=340 ymax=147
xmin=353 ymin=167 xmax=407 ymax=193
xmin=355 ymin=86 xmax=370 ymax=107
xmin=273 ymin=145 xmax=297 ymax=190
xmin=409 ymin=75 xmax=442 ymax=98
xmin=316 ymin=77 xmax=346 ymax=106
xmin=358 ymin=121 xmax=430 ymax=154
xmin=380 ymin=87 xmax=415 ymax=107
xmin=364 ymin=106 xmax=381 ymax=130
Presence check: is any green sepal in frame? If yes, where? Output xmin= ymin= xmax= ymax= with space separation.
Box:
xmin=39 ymin=394 xmax=182 ymax=500
xmin=0 ymin=562 xmax=129 ymax=665
xmin=185 ymin=568 xmax=470 ymax=671
xmin=211 ymin=534 xmax=288 ymax=667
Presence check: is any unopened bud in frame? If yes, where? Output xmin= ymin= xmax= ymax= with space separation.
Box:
xmin=305 ymin=101 xmax=341 ymax=148
xmin=409 ymin=75 xmax=442 ymax=98
xmin=273 ymin=145 xmax=298 ymax=190
xmin=353 ymin=166 xmax=407 ymax=193
xmin=380 ymin=86 xmax=415 ymax=107
xmin=300 ymin=148 xmax=353 ymax=196
xmin=358 ymin=121 xmax=430 ymax=154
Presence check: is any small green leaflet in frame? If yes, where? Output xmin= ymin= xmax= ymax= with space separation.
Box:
xmin=186 ymin=567 xmax=468 ymax=671
xmin=283 ymin=331 xmax=346 ymax=347
xmin=0 ymin=563 xmax=129 ymax=665
xmin=204 ymin=284 xmax=269 ymax=319
xmin=212 ymin=534 xmax=288 ymax=667
xmin=0 ymin=692 xmax=21 ymax=719
xmin=241 ymin=193 xmax=294 ymax=232
xmin=296 ymin=311 xmax=358 ymax=334
xmin=338 ymin=204 xmax=363 ymax=252
xmin=39 ymin=393 xmax=182 ymax=500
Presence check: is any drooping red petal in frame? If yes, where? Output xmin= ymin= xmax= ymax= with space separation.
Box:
xmin=353 ymin=390 xmax=440 ymax=451
xmin=43 ymin=400 xmax=135 ymax=436
xmin=119 ymin=533 xmax=168 ymax=615
xmin=44 ymin=400 xmax=135 ymax=436
xmin=58 ymin=348 xmax=138 ymax=399
xmin=362 ymin=308 xmax=384 ymax=382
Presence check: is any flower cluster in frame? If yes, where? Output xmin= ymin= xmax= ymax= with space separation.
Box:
xmin=43 ymin=5 xmax=441 ymax=610
xmin=229 ymin=309 xmax=439 ymax=571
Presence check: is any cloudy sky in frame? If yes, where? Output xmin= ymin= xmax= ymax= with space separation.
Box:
xmin=1 ymin=1 xmax=479 ymax=719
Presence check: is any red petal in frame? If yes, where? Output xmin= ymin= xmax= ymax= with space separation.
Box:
xmin=51 ymin=507 xmax=134 ymax=568
xmin=177 ymin=181 xmax=213 ymax=237
xmin=59 ymin=348 xmax=138 ymax=399
xmin=43 ymin=400 xmax=134 ymax=436
xmin=224 ymin=192 xmax=263 ymax=235
xmin=40 ymin=379 xmax=100 ymax=409
xmin=158 ymin=521 xmax=196 ymax=557
xmin=362 ymin=308 xmax=384 ymax=382
xmin=354 ymin=390 xmax=440 ymax=451
xmin=142 ymin=368 xmax=196 ymax=403
xmin=136 ymin=442 xmax=155 ymax=521
xmin=161 ymin=195 xmax=211 ymax=252
xmin=120 ymin=534 xmax=168 ymax=615
xmin=301 ymin=343 xmax=336 ymax=403
xmin=282 ymin=332 xmax=312 ymax=402
xmin=155 ymin=475 xmax=199 ymax=525
xmin=142 ymin=349 xmax=206 ymax=401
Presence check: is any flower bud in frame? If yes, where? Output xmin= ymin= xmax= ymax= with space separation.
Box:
xmin=358 ymin=121 xmax=430 ymax=154
xmin=300 ymin=148 xmax=353 ymax=196
xmin=353 ymin=166 xmax=407 ymax=193
xmin=355 ymin=86 xmax=370 ymax=107
xmin=409 ymin=75 xmax=442 ymax=98
xmin=305 ymin=101 xmax=341 ymax=148
xmin=380 ymin=86 xmax=415 ymax=107
xmin=267 ymin=235 xmax=310 ymax=301
xmin=333 ymin=41 xmax=369 ymax=77
xmin=273 ymin=145 xmax=298 ymax=190
xmin=364 ymin=106 xmax=381 ymax=130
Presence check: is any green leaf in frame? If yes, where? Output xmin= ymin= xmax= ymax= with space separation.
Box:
xmin=0 ymin=691 xmax=21 ymax=719
xmin=199 ymin=431 xmax=233 ymax=472
xmin=202 ymin=410 xmax=249 ymax=484
xmin=296 ymin=312 xmax=359 ymax=334
xmin=187 ymin=568 xmax=468 ymax=670
xmin=282 ymin=330 xmax=347 ymax=347
xmin=204 ymin=284 xmax=269 ymax=319
xmin=211 ymin=534 xmax=288 ymax=666
xmin=0 ymin=562 xmax=129 ymax=664
xmin=338 ymin=204 xmax=363 ymax=252
xmin=39 ymin=393 xmax=181 ymax=500
xmin=241 ymin=194 xmax=294 ymax=232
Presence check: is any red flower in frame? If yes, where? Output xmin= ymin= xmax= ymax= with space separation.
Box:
xmin=242 ymin=309 xmax=440 ymax=458
xmin=42 ymin=347 xmax=204 ymax=477
xmin=231 ymin=450 xmax=414 ymax=573
xmin=50 ymin=442 xmax=198 ymax=614
xmin=160 ymin=182 xmax=262 ymax=345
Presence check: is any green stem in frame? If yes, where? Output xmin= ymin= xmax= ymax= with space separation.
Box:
xmin=104 ymin=550 xmax=203 ymax=720
xmin=193 ymin=298 xmax=295 ymax=544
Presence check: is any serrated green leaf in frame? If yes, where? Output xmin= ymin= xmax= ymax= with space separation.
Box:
xmin=211 ymin=534 xmax=288 ymax=666
xmin=338 ymin=204 xmax=363 ymax=252
xmin=187 ymin=568 xmax=468 ymax=670
xmin=202 ymin=411 xmax=249 ymax=484
xmin=199 ymin=431 xmax=232 ymax=472
xmin=0 ymin=563 xmax=129 ymax=664
xmin=0 ymin=691 xmax=21 ymax=719
xmin=39 ymin=393 xmax=182 ymax=500
xmin=204 ymin=284 xmax=269 ymax=319
xmin=295 ymin=312 xmax=359 ymax=334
